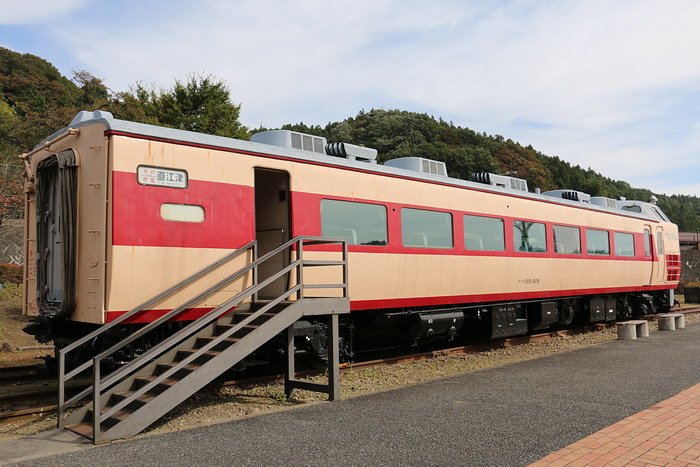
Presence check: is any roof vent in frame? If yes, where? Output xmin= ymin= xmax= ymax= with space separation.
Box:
xmin=325 ymin=142 xmax=378 ymax=163
xmin=251 ymin=130 xmax=327 ymax=154
xmin=384 ymin=157 xmax=447 ymax=176
xmin=542 ymin=189 xmax=591 ymax=203
xmin=70 ymin=110 xmax=113 ymax=125
xmin=471 ymin=172 xmax=528 ymax=192
xmin=591 ymin=196 xmax=617 ymax=209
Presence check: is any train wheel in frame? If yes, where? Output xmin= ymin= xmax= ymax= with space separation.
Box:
xmin=617 ymin=298 xmax=633 ymax=321
xmin=558 ymin=299 xmax=576 ymax=325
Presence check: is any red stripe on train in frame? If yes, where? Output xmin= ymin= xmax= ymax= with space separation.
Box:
xmin=350 ymin=285 xmax=674 ymax=310
xmin=106 ymin=284 xmax=674 ymax=322
xmin=112 ymin=171 xmax=255 ymax=248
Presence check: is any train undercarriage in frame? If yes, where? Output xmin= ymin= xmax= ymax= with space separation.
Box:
xmin=26 ymin=289 xmax=674 ymax=371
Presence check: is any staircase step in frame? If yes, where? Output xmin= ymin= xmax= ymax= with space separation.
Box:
xmin=175 ymin=348 xmax=221 ymax=365
xmin=66 ymin=422 xmax=98 ymax=439
xmin=232 ymin=311 xmax=278 ymax=324
xmin=133 ymin=375 xmax=182 ymax=392
xmin=252 ymin=300 xmax=293 ymax=306
xmin=111 ymin=390 xmax=157 ymax=410
xmin=84 ymin=405 xmax=135 ymax=430
xmin=69 ymin=403 xmax=135 ymax=439
xmin=154 ymin=362 xmax=201 ymax=378
xmin=194 ymin=336 xmax=240 ymax=351
xmin=214 ymin=322 xmax=259 ymax=335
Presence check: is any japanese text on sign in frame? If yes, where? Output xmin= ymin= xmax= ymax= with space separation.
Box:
xmin=137 ymin=166 xmax=188 ymax=188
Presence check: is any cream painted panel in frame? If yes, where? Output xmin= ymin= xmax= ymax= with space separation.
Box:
xmin=105 ymin=246 xmax=253 ymax=314
xmin=110 ymin=136 xmax=254 ymax=187
xmin=302 ymin=251 xmax=653 ymax=302
xmin=109 ymin=134 xmax=662 ymax=237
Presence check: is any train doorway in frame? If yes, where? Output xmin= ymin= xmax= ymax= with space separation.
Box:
xmin=254 ymin=168 xmax=291 ymax=299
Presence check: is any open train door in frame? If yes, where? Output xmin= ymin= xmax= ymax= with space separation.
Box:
xmin=254 ymin=168 xmax=291 ymax=299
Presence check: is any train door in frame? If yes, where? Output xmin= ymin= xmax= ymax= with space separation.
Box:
xmin=254 ymin=168 xmax=291 ymax=299
xmin=34 ymin=150 xmax=78 ymax=318
xmin=643 ymin=225 xmax=654 ymax=284
xmin=654 ymin=226 xmax=665 ymax=283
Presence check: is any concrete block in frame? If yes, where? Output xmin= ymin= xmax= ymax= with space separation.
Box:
xmin=617 ymin=320 xmax=649 ymax=340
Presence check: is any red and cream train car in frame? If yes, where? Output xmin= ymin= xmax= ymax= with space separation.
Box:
xmin=22 ymin=111 xmax=680 ymax=354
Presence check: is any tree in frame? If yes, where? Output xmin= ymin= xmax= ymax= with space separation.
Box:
xmin=108 ymin=75 xmax=249 ymax=139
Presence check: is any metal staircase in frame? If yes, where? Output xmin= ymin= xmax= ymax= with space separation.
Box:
xmin=57 ymin=236 xmax=349 ymax=443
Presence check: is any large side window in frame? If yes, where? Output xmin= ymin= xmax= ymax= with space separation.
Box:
xmin=321 ymin=199 xmax=388 ymax=246
xmin=513 ymin=220 xmax=547 ymax=253
xmin=614 ymin=232 xmax=635 ymax=256
xmin=587 ymin=229 xmax=610 ymax=255
xmin=464 ymin=215 xmax=505 ymax=251
xmin=553 ymin=225 xmax=581 ymax=254
xmin=401 ymin=208 xmax=453 ymax=248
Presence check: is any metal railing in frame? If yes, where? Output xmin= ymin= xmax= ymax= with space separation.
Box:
xmin=57 ymin=241 xmax=257 ymax=426
xmin=57 ymin=236 xmax=348 ymax=442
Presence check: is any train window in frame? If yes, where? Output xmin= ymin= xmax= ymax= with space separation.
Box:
xmin=401 ymin=208 xmax=453 ymax=248
xmin=321 ymin=199 xmax=388 ymax=246
xmin=553 ymin=225 xmax=581 ymax=254
xmin=656 ymin=231 xmax=664 ymax=256
xmin=651 ymin=207 xmax=670 ymax=222
xmin=513 ymin=220 xmax=547 ymax=253
xmin=644 ymin=229 xmax=651 ymax=257
xmin=160 ymin=203 xmax=205 ymax=223
xmin=463 ymin=215 xmax=505 ymax=251
xmin=621 ymin=205 xmax=642 ymax=213
xmin=614 ymin=232 xmax=635 ymax=256
xmin=586 ymin=229 xmax=610 ymax=255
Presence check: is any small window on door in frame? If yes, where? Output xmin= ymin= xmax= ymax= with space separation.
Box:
xmin=643 ymin=229 xmax=651 ymax=257
xmin=656 ymin=231 xmax=664 ymax=256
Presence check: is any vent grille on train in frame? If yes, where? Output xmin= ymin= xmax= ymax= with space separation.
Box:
xmin=591 ymin=197 xmax=617 ymax=209
xmin=384 ymin=157 xmax=447 ymax=177
xmin=290 ymin=132 xmax=325 ymax=154
xmin=252 ymin=130 xmax=326 ymax=154
xmin=471 ymin=172 xmax=529 ymax=192
xmin=542 ymin=189 xmax=591 ymax=203
xmin=422 ymin=159 xmax=446 ymax=176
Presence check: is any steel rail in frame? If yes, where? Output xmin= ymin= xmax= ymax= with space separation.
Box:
xmin=5 ymin=306 xmax=700 ymax=424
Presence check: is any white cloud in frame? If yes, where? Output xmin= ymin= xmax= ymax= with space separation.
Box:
xmin=0 ymin=0 xmax=88 ymax=25
xmin=14 ymin=0 xmax=700 ymax=195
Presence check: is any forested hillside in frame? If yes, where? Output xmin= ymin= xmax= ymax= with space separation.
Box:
xmin=1 ymin=47 xmax=699 ymax=230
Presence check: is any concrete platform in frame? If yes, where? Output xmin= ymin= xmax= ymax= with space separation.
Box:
xmin=4 ymin=321 xmax=700 ymax=466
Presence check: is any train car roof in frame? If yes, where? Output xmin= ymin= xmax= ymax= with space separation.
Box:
xmin=38 ymin=110 xmax=668 ymax=224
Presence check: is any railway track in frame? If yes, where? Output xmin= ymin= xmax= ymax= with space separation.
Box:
xmin=0 ymin=364 xmax=42 ymax=384
xmin=3 ymin=305 xmax=700 ymax=424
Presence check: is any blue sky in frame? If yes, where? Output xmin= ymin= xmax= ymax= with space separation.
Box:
xmin=1 ymin=0 xmax=699 ymax=196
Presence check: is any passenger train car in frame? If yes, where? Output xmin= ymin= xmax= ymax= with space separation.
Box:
xmin=22 ymin=111 xmax=680 ymax=357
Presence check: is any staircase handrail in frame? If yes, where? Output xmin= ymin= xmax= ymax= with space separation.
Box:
xmin=98 ymin=262 xmax=304 ymax=423
xmin=94 ymin=235 xmax=345 ymax=405
xmin=65 ymin=235 xmax=347 ymax=440
xmin=94 ymin=236 xmax=346 ymax=440
xmin=57 ymin=241 xmax=256 ymax=426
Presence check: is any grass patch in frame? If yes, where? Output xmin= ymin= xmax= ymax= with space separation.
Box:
xmin=0 ymin=283 xmax=53 ymax=367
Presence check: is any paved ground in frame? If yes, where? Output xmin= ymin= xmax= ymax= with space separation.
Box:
xmin=3 ymin=322 xmax=700 ymax=466
xmin=533 ymin=382 xmax=700 ymax=466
